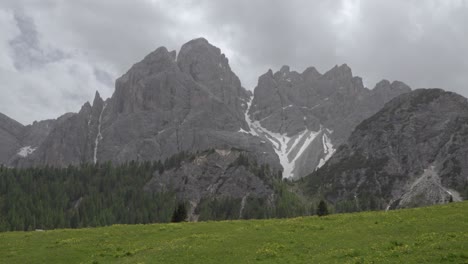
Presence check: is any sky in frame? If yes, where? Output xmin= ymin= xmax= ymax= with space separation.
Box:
xmin=0 ymin=0 xmax=467 ymax=125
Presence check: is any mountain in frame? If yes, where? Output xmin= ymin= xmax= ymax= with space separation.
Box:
xmin=1 ymin=37 xmax=466 ymax=226
xmin=1 ymin=38 xmax=409 ymax=180
xmin=10 ymin=38 xmax=279 ymax=172
xmin=306 ymin=89 xmax=468 ymax=211
xmin=246 ymin=64 xmax=410 ymax=178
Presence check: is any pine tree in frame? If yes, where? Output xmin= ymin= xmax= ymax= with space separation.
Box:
xmin=317 ymin=200 xmax=329 ymax=217
xmin=171 ymin=203 xmax=187 ymax=223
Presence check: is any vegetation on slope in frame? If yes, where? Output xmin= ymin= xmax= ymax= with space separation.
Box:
xmin=0 ymin=151 xmax=314 ymax=231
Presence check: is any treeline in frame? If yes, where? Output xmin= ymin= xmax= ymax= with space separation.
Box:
xmin=0 ymin=161 xmax=179 ymax=232
xmin=0 ymin=151 xmax=330 ymax=232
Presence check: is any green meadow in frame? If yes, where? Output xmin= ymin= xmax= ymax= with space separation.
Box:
xmin=1 ymin=202 xmax=467 ymax=264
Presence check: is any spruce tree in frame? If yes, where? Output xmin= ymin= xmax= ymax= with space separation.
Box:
xmin=317 ymin=200 xmax=329 ymax=217
xmin=171 ymin=203 xmax=187 ymax=223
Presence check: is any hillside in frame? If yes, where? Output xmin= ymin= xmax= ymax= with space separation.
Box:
xmin=0 ymin=154 xmax=308 ymax=232
xmin=305 ymin=89 xmax=468 ymax=211
xmin=1 ymin=202 xmax=467 ymax=263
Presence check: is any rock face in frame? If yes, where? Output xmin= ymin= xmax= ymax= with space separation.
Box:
xmin=246 ymin=64 xmax=410 ymax=179
xmin=144 ymin=148 xmax=275 ymax=221
xmin=13 ymin=38 xmax=279 ymax=172
xmin=309 ymin=89 xmax=468 ymax=210
xmin=0 ymin=113 xmax=24 ymax=164
xmin=0 ymin=112 xmax=73 ymax=166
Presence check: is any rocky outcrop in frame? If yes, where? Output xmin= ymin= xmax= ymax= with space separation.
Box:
xmin=308 ymin=89 xmax=468 ymax=210
xmin=144 ymin=148 xmax=275 ymax=221
xmin=247 ymin=64 xmax=410 ymax=179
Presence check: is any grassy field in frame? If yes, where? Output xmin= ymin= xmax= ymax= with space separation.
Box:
xmin=1 ymin=202 xmax=468 ymax=264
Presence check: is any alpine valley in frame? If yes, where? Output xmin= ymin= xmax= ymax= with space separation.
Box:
xmin=1 ymin=38 xmax=466 ymax=230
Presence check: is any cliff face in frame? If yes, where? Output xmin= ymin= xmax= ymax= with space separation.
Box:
xmin=308 ymin=89 xmax=468 ymax=210
xmin=247 ymin=64 xmax=410 ymax=178
xmin=9 ymin=38 xmax=278 ymax=170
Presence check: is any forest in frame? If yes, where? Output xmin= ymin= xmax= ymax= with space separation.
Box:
xmin=0 ymin=152 xmax=321 ymax=232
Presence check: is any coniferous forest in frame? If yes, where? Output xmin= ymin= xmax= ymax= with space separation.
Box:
xmin=0 ymin=153 xmax=318 ymax=232
xmin=0 ymin=161 xmax=177 ymax=231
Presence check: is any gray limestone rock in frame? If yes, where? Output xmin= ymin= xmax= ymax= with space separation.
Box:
xmin=247 ymin=64 xmax=410 ymax=179
xmin=144 ymin=148 xmax=274 ymax=221
xmin=0 ymin=113 xmax=24 ymax=164
xmin=309 ymin=89 xmax=468 ymax=210
xmin=13 ymin=38 xmax=277 ymax=171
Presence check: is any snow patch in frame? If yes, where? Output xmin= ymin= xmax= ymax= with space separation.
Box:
xmin=17 ymin=146 xmax=36 ymax=157
xmin=317 ymin=133 xmax=336 ymax=169
xmin=238 ymin=128 xmax=252 ymax=135
xmin=157 ymin=128 xmax=167 ymax=135
xmin=244 ymin=97 xmax=323 ymax=179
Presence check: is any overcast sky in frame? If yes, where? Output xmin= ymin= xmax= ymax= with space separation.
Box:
xmin=0 ymin=0 xmax=467 ymax=124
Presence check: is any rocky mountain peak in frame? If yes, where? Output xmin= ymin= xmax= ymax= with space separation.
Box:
xmin=323 ymin=64 xmax=352 ymax=80
xmin=374 ymin=79 xmax=410 ymax=92
xmin=0 ymin=112 xmax=24 ymax=136
xmin=371 ymin=79 xmax=411 ymax=104
xmin=280 ymin=65 xmax=290 ymax=73
xmin=375 ymin=79 xmax=391 ymax=88
xmin=266 ymin=69 xmax=274 ymax=77
xmin=143 ymin=46 xmax=171 ymax=62
xmin=80 ymin=102 xmax=92 ymax=114
xmin=0 ymin=112 xmax=25 ymax=165
xmin=116 ymin=46 xmax=178 ymax=89
xmin=302 ymin=66 xmax=321 ymax=81
xmin=92 ymin=91 xmax=103 ymax=108
xmin=177 ymin=38 xmax=230 ymax=82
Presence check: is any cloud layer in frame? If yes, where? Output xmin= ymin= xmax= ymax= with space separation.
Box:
xmin=0 ymin=0 xmax=467 ymax=124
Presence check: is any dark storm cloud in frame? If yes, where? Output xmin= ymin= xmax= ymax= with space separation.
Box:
xmin=0 ymin=0 xmax=467 ymax=124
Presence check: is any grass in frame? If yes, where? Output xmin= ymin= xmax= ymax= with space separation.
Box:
xmin=1 ymin=202 xmax=468 ymax=263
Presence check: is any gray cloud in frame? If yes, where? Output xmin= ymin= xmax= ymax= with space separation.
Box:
xmin=9 ymin=11 xmax=69 ymax=70
xmin=0 ymin=0 xmax=467 ymax=124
